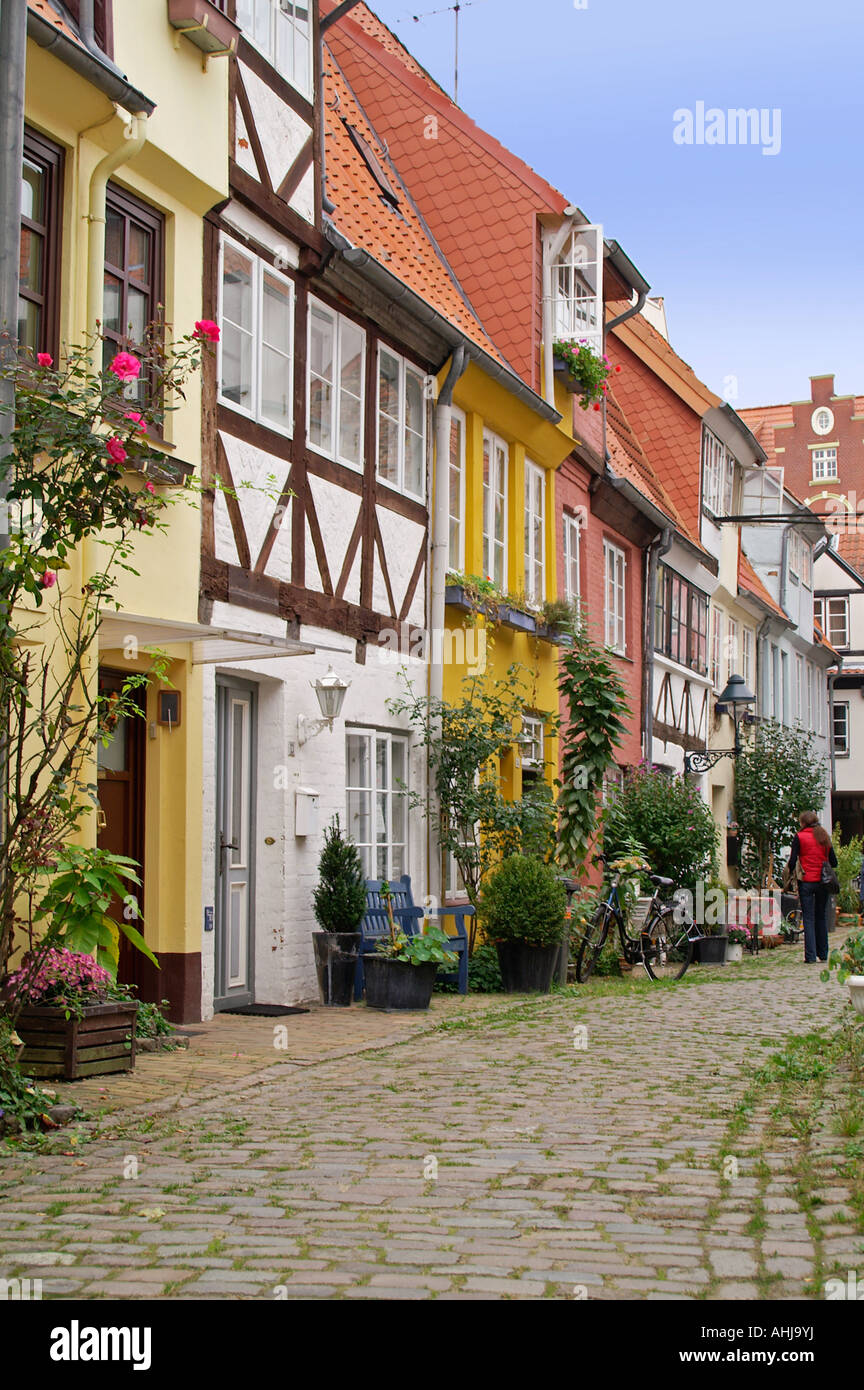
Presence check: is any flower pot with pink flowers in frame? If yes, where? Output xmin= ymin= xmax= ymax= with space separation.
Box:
xmin=552 ymin=339 xmax=618 ymax=410
xmin=7 ymin=950 xmax=139 ymax=1080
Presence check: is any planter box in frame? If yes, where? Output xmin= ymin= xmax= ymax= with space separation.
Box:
xmin=693 ymin=936 xmax=727 ymax=965
xmin=167 ymin=0 xmax=240 ymax=56
xmin=502 ymin=605 xmax=537 ymax=634
xmin=363 ymin=957 xmax=436 ymax=1011
xmin=496 ymin=940 xmax=560 ymax=993
xmin=444 ymin=582 xmax=474 ymax=614
xmin=16 ymin=1001 xmax=139 ymax=1080
xmin=553 ymin=360 xmax=583 ymax=396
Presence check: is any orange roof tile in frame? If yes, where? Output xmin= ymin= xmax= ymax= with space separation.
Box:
xmin=738 ymin=552 xmax=788 ymax=621
xmin=323 ymin=46 xmax=508 ymax=369
xmin=608 ymin=302 xmax=721 ymax=414
xmin=836 ymin=525 xmax=864 ymax=580
xmin=322 ymin=0 xmax=568 ymax=390
xmin=605 ymin=388 xmax=699 ymax=545
xmin=28 ymin=0 xmax=81 ymax=46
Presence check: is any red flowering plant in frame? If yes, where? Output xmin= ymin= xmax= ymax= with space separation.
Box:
xmin=4 ymin=948 xmax=113 ymax=1019
xmin=552 ymin=338 xmax=615 ymax=410
xmin=0 ymin=324 xmax=213 ymax=999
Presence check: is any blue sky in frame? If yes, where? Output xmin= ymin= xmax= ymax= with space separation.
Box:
xmin=367 ymin=0 xmax=863 ymax=408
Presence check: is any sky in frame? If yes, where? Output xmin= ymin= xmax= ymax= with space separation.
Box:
xmin=366 ymin=0 xmax=864 ymax=409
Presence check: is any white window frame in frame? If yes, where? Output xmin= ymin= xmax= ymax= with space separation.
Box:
xmin=520 ymin=714 xmax=545 ymax=770
xmin=806 ymin=660 xmax=814 ymax=730
xmin=811 ymin=406 xmax=834 ymax=436
xmin=563 ymin=511 xmax=582 ymax=602
xmin=550 ymin=224 xmax=603 ymax=355
xmin=833 ymin=701 xmax=850 ymax=757
xmin=710 ymin=606 xmax=724 ymax=690
xmin=726 ymin=617 xmax=738 ymax=681
xmin=448 ymin=405 xmax=466 ymax=573
xmin=376 ymin=345 xmax=427 ymax=501
xmin=795 ymin=653 xmax=804 ymax=725
xmin=811 ymin=447 xmax=838 ymax=481
xmin=306 ymin=296 xmax=366 ymax=471
xmin=217 ymin=235 xmax=295 ymax=436
xmin=604 ymin=539 xmax=627 ymax=654
xmin=781 ymin=649 xmax=790 ymax=726
xmin=741 ymin=626 xmax=753 ymax=689
xmin=235 ymin=0 xmax=312 ymax=98
xmin=524 ymin=460 xmax=545 ymax=605
xmin=482 ymin=429 xmax=508 ymax=590
xmin=816 ymin=595 xmax=850 ymax=648
xmin=701 ymin=428 xmax=735 ymax=518
xmin=345 ymin=728 xmax=409 ymax=880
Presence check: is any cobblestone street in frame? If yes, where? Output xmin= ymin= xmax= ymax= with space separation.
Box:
xmin=2 ymin=948 xmax=861 ymax=1301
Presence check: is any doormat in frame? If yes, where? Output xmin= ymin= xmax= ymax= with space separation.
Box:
xmin=222 ymin=1004 xmax=310 ymax=1017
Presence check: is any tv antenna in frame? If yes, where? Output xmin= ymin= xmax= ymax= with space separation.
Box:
xmin=395 ymin=0 xmax=489 ymax=104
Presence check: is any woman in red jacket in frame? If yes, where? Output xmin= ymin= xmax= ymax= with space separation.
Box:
xmin=787 ymin=811 xmax=838 ymax=963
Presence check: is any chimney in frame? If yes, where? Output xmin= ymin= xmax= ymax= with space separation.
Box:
xmin=810 ymin=374 xmax=835 ymax=402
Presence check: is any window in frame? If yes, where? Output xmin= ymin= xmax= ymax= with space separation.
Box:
xmin=482 ymin=430 xmax=508 ymax=589
xmin=307 ymin=297 xmax=364 ymax=467
xmin=816 ymin=672 xmax=824 ymax=735
xmin=710 ymin=607 xmax=724 ymax=689
xmin=103 ymin=184 xmax=164 ymax=403
xmin=806 ymin=661 xmax=814 ymax=730
xmin=654 ymin=564 xmax=708 ymax=674
xmin=218 ymin=237 xmax=294 ymax=434
xmin=377 ymin=346 xmax=426 ymax=500
xmin=811 ymin=407 xmax=834 ymax=436
xmin=524 ymin=461 xmax=545 ymax=604
xmin=519 ymin=715 xmax=545 ymax=781
xmin=19 ymin=129 xmax=63 ymax=358
xmin=345 ymin=730 xmax=408 ymax=879
xmin=781 ymin=650 xmax=789 ymax=725
xmin=814 ymin=596 xmax=849 ymax=648
xmin=833 ymin=702 xmax=849 ymax=757
xmin=788 ymin=529 xmax=810 ymax=586
xmin=741 ymin=627 xmax=754 ymax=689
xmin=563 ymin=511 xmax=582 ymax=602
xmin=811 ymin=447 xmax=838 ymax=481
xmin=771 ymin=645 xmax=780 ymax=719
xmin=795 ymin=654 xmax=804 ymax=724
xmin=604 ymin=540 xmax=626 ymax=654
xmin=235 ymin=0 xmax=311 ymax=96
xmin=701 ymin=428 xmax=735 ymax=517
xmin=448 ymin=407 xmax=465 ymax=572
xmin=550 ymin=224 xmax=603 ymax=354
xmin=726 ymin=618 xmax=739 ymax=680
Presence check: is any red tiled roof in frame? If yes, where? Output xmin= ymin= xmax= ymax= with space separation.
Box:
xmin=604 ymin=388 xmax=698 ymax=544
xmin=323 ymin=46 xmax=507 ymax=368
xmin=28 ymin=0 xmax=81 ymax=45
xmin=814 ymin=622 xmax=841 ymax=659
xmin=836 ymin=525 xmax=864 ymax=580
xmin=738 ymin=552 xmax=787 ymax=621
xmin=608 ymin=302 xmax=721 ymax=413
xmin=736 ymin=403 xmax=794 ymax=467
xmin=321 ymin=1 xmax=568 ymax=390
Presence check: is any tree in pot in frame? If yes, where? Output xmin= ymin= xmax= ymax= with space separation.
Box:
xmin=365 ymin=887 xmax=457 ymax=1011
xmin=311 ymin=818 xmax=367 ymax=1006
xmin=481 ymin=855 xmax=567 ymax=993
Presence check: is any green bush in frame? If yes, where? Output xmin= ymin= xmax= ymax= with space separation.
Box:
xmin=834 ymin=826 xmax=862 ymax=915
xmin=480 ymin=854 xmax=567 ymax=947
xmin=604 ymin=765 xmax=718 ymax=894
xmin=312 ymin=817 xmax=367 ymax=932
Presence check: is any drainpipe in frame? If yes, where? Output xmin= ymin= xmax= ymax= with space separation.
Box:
xmin=827 ymin=669 xmax=838 ymax=804
xmin=427 ymin=346 xmax=467 ymax=904
xmin=643 ymin=528 xmax=672 ymax=762
xmin=86 ymin=113 xmax=148 ymax=367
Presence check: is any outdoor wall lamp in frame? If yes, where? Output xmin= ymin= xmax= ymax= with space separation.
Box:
xmin=684 ymin=673 xmax=757 ymax=773
xmin=297 ymin=667 xmax=351 ymax=745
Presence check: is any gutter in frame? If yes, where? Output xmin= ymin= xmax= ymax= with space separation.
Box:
xmin=325 ymin=225 xmax=561 ymax=424
xmin=604 ymin=239 xmax=650 ymax=332
xmin=27 ymin=6 xmax=155 ymax=115
xmin=601 ymin=470 xmax=708 ymax=566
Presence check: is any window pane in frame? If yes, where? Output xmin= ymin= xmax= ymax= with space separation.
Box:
xmin=340 ymin=321 xmax=363 ymax=399
xmin=262 ymin=272 xmax=291 ymax=354
xmin=103 ymin=272 xmax=122 ymax=335
xmin=309 ymin=377 xmax=333 ymax=451
xmin=127 ymin=285 xmax=148 ymax=344
xmin=128 ymin=223 xmax=151 ymax=286
xmin=346 ymin=733 xmax=370 ymax=788
xmin=21 ymin=158 xmax=44 ymax=222
xmin=404 ymin=427 xmax=424 ymax=497
xmin=378 ymin=413 xmax=400 ymax=484
xmin=222 ymin=246 xmax=253 ymax=331
xmin=339 ymin=390 xmax=362 ymax=465
xmin=261 ymin=345 xmax=291 ymax=430
xmin=347 ymin=790 xmax=371 ymax=847
xmin=105 ymin=208 xmax=124 ymax=269
xmin=405 ymin=369 xmax=424 ymax=435
xmin=221 ymin=322 xmax=253 ymax=411
xmin=392 ymin=794 xmax=406 ymax=845
xmin=391 ymin=740 xmax=406 ymax=787
xmin=16 ymin=297 xmax=39 ymax=352
xmin=19 ymin=227 xmax=43 ymax=293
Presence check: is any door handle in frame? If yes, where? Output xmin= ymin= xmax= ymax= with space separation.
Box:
xmin=220 ymin=835 xmax=239 ymax=853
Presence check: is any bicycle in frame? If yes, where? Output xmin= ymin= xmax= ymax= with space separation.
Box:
xmin=574 ymin=855 xmax=695 ymax=983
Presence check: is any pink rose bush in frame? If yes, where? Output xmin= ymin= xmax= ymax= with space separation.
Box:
xmin=108 ymin=351 xmax=141 ymax=383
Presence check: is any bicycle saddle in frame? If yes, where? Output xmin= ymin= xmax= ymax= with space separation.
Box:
xmin=650 ymin=874 xmax=674 ymax=888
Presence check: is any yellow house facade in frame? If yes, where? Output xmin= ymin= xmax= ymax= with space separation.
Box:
xmin=19 ymin=0 xmax=230 ymax=1017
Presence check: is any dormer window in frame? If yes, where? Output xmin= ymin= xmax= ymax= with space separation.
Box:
xmin=236 ymin=0 xmax=311 ymax=98
xmin=701 ymin=428 xmax=735 ymax=517
xmin=550 ymin=225 xmax=602 ymax=355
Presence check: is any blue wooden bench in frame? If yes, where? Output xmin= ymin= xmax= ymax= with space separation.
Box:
xmin=355 ymin=875 xmax=472 ymax=998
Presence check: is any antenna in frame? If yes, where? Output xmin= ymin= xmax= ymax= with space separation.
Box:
xmin=396 ymin=0 xmax=489 ymax=104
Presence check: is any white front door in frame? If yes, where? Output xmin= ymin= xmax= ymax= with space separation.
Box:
xmin=214 ymin=677 xmax=256 ymax=1009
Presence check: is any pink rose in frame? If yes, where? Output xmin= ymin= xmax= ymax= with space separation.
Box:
xmin=124 ymin=411 xmax=147 ymax=434
xmin=108 ymin=351 xmax=141 ymax=382
xmin=37 ymin=352 xmax=53 ymax=367
xmin=41 ymin=571 xmax=57 ymax=589
xmin=193 ymin=320 xmax=220 ymax=343
xmin=144 ymin=481 xmax=155 ymax=495
xmin=106 ymin=437 xmax=127 ymax=465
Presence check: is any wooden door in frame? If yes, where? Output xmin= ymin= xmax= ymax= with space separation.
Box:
xmin=96 ymin=669 xmax=146 ymax=988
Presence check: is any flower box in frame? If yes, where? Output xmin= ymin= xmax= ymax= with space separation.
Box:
xmin=166 ymin=0 xmax=240 ymax=57
xmin=15 ymin=1001 xmax=139 ymax=1080
xmin=444 ymin=583 xmax=474 ymax=614
xmin=553 ymin=360 xmax=583 ymax=395
xmin=502 ymin=605 xmax=536 ymax=634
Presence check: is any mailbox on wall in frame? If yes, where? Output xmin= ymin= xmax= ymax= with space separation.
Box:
xmin=295 ymin=787 xmax=319 ymax=837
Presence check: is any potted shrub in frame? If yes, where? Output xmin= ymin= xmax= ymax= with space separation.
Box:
xmin=364 ymin=890 xmax=456 ymax=1011
xmin=4 ymin=949 xmax=139 ymax=1080
xmin=725 ymin=924 xmax=749 ymax=963
xmin=481 ymin=854 xmax=567 ymax=993
xmin=834 ymin=830 xmax=862 ymax=931
xmin=311 ymin=818 xmax=367 ymax=1007
xmin=692 ymin=879 xmax=727 ymax=964
xmin=821 ymin=926 xmax=864 ymax=1015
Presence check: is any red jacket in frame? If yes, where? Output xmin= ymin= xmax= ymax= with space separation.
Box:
xmin=791 ymin=828 xmax=836 ymax=883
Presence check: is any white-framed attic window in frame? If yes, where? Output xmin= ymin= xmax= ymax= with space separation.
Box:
xmin=549 ymin=224 xmax=603 ymax=355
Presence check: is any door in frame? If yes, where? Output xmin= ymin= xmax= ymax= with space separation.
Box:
xmin=96 ymin=669 xmax=146 ymax=988
xmin=214 ymin=677 xmax=257 ymax=1009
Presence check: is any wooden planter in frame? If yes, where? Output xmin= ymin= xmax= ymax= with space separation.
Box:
xmin=16 ymin=1001 xmax=139 ymax=1080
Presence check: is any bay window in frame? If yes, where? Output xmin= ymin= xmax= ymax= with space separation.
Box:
xmin=346 ymin=730 xmax=408 ymax=880
xmin=550 ymin=224 xmax=603 ymax=355
xmin=219 ymin=237 xmax=294 ymax=435
xmin=377 ymin=346 xmax=426 ymax=500
xmin=307 ymin=297 xmax=365 ymax=468
xmin=654 ymin=565 xmax=708 ymax=674
xmin=235 ymin=0 xmax=312 ymax=97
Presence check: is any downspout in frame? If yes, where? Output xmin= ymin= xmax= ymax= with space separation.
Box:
xmin=643 ymin=528 xmax=672 ymax=762
xmin=86 ymin=113 xmax=148 ymax=367
xmin=428 ymin=345 xmax=468 ymax=904
xmin=827 ymin=669 xmax=838 ymax=807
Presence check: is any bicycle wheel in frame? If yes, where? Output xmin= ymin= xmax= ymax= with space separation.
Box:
xmin=574 ymin=904 xmax=611 ymax=983
xmin=642 ymin=907 xmax=693 ymax=981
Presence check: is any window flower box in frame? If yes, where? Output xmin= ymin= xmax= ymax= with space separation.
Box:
xmin=15 ymin=1001 xmax=139 ymax=1080
xmin=167 ymin=0 xmax=240 ymax=58
xmin=502 ymin=605 xmax=537 ymax=634
xmin=444 ymin=583 xmax=474 ymax=614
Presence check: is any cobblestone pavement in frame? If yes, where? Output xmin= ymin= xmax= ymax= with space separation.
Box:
xmin=2 ymin=947 xmax=861 ymax=1301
